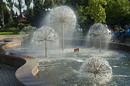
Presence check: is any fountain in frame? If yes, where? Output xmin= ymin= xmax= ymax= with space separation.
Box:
xmin=79 ymin=57 xmax=112 ymax=85
xmin=32 ymin=26 xmax=59 ymax=57
xmin=3 ymin=6 xmax=130 ymax=86
xmin=20 ymin=26 xmax=37 ymax=47
xmin=20 ymin=25 xmax=37 ymax=35
xmin=86 ymin=23 xmax=111 ymax=52
xmin=46 ymin=6 xmax=77 ymax=50
xmin=7 ymin=26 xmax=59 ymax=58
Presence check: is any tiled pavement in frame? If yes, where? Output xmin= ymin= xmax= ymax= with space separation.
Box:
xmin=0 ymin=35 xmax=22 ymax=86
xmin=0 ymin=64 xmax=20 ymax=86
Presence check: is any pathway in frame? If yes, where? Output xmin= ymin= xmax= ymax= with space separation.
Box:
xmin=0 ymin=63 xmax=20 ymax=86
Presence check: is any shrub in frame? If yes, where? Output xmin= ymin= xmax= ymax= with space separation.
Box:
xmin=8 ymin=27 xmax=19 ymax=34
xmin=18 ymin=23 xmax=30 ymax=30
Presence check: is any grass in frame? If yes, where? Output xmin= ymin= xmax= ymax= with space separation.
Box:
xmin=0 ymin=32 xmax=18 ymax=35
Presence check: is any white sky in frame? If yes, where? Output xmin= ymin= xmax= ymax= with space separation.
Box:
xmin=3 ymin=0 xmax=33 ymax=14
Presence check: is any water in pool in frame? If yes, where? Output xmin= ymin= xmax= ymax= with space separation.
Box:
xmin=36 ymin=49 xmax=130 ymax=86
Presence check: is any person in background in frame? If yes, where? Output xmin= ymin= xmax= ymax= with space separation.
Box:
xmin=119 ymin=25 xmax=130 ymax=43
xmin=118 ymin=26 xmax=125 ymax=33
xmin=111 ymin=26 xmax=121 ymax=42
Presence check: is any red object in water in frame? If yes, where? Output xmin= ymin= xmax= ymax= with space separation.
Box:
xmin=74 ymin=48 xmax=79 ymax=52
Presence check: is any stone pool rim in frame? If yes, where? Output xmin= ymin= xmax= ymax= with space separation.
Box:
xmin=0 ymin=53 xmax=52 ymax=86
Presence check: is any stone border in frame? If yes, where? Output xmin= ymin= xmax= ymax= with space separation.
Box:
xmin=109 ymin=42 xmax=130 ymax=52
xmin=5 ymin=54 xmax=51 ymax=86
xmin=0 ymin=53 xmax=52 ymax=86
xmin=1 ymin=40 xmax=52 ymax=86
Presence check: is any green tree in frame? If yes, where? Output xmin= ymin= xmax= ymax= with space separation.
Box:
xmin=44 ymin=0 xmax=63 ymax=7
xmin=0 ymin=0 xmax=6 ymax=27
xmin=57 ymin=0 xmax=61 ymax=5
xmin=33 ymin=0 xmax=45 ymax=27
xmin=6 ymin=0 xmax=14 ymax=15
xmin=61 ymin=0 xmax=66 ymax=4
xmin=76 ymin=6 xmax=88 ymax=27
xmin=106 ymin=0 xmax=130 ymax=25
xmin=26 ymin=8 xmax=34 ymax=24
xmin=87 ymin=0 xmax=107 ymax=23
xmin=6 ymin=13 xmax=14 ymax=27
xmin=25 ymin=0 xmax=32 ymax=10
xmin=6 ymin=0 xmax=15 ymax=27
xmin=65 ymin=0 xmax=82 ymax=7
xmin=14 ymin=0 xmax=24 ymax=14
xmin=51 ymin=0 xmax=55 ymax=6
xmin=25 ymin=0 xmax=33 ymax=24
xmin=0 ymin=0 xmax=13 ymax=28
xmin=80 ymin=0 xmax=89 ymax=6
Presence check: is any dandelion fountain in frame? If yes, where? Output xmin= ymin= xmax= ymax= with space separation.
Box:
xmin=32 ymin=26 xmax=59 ymax=57
xmin=46 ymin=6 xmax=77 ymax=50
xmin=20 ymin=25 xmax=37 ymax=47
xmin=86 ymin=23 xmax=111 ymax=52
xmin=20 ymin=25 xmax=37 ymax=35
xmin=4 ymin=6 xmax=130 ymax=86
xmin=79 ymin=57 xmax=112 ymax=85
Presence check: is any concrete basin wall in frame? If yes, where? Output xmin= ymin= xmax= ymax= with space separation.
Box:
xmin=6 ymin=54 xmax=51 ymax=86
xmin=0 ymin=53 xmax=50 ymax=86
xmin=109 ymin=42 xmax=130 ymax=52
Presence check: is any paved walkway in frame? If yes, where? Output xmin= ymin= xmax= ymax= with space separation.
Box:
xmin=0 ymin=35 xmax=25 ymax=40
xmin=0 ymin=35 xmax=24 ymax=86
xmin=0 ymin=63 xmax=20 ymax=86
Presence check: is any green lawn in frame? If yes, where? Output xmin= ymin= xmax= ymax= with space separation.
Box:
xmin=0 ymin=32 xmax=16 ymax=35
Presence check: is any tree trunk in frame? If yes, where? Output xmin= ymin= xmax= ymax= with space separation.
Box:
xmin=1 ymin=9 xmax=4 ymax=27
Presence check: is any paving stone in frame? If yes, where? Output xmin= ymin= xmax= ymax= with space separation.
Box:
xmin=0 ymin=64 xmax=19 ymax=86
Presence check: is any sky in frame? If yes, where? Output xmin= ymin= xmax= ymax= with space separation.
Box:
xmin=3 ymin=0 xmax=33 ymax=14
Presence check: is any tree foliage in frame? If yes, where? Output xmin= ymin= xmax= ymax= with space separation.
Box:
xmin=0 ymin=1 xmax=14 ymax=28
xmin=106 ymin=0 xmax=130 ymax=25
xmin=0 ymin=1 xmax=7 ymax=27
xmin=1 ymin=0 xmax=130 ymax=29
xmin=76 ymin=6 xmax=88 ymax=27
xmin=33 ymin=0 xmax=45 ymax=27
xmin=25 ymin=0 xmax=32 ymax=10
xmin=14 ymin=0 xmax=24 ymax=14
xmin=6 ymin=0 xmax=14 ymax=14
xmin=87 ymin=0 xmax=107 ymax=23
xmin=6 ymin=0 xmax=14 ymax=26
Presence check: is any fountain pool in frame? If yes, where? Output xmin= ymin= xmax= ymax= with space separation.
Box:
xmin=36 ymin=48 xmax=130 ymax=86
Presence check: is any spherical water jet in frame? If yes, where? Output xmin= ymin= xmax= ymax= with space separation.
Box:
xmin=79 ymin=57 xmax=112 ymax=85
xmin=72 ymin=24 xmax=83 ymax=46
xmin=20 ymin=25 xmax=37 ymax=35
xmin=32 ymin=26 xmax=59 ymax=57
xmin=86 ymin=23 xmax=111 ymax=52
xmin=46 ymin=6 xmax=77 ymax=50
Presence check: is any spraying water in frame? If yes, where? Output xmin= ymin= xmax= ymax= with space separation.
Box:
xmin=46 ymin=6 xmax=77 ymax=50
xmin=79 ymin=57 xmax=112 ymax=85
xmin=19 ymin=26 xmax=38 ymax=47
xmin=32 ymin=26 xmax=59 ymax=57
xmin=86 ymin=23 xmax=111 ymax=52
xmin=20 ymin=25 xmax=37 ymax=35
